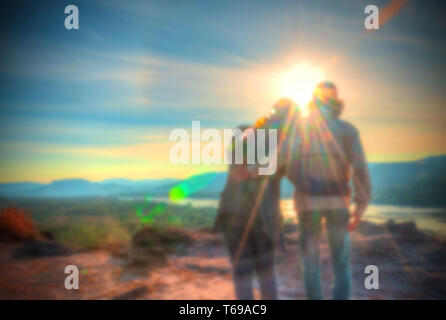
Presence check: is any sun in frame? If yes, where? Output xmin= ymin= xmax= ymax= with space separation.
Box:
xmin=277 ymin=63 xmax=325 ymax=113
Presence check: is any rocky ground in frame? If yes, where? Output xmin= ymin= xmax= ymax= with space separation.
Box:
xmin=0 ymin=220 xmax=445 ymax=300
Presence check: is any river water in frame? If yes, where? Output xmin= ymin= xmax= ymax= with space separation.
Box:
xmin=120 ymin=196 xmax=446 ymax=235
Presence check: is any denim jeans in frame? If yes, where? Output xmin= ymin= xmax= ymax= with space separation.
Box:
xmin=298 ymin=208 xmax=351 ymax=300
xmin=224 ymin=217 xmax=278 ymax=300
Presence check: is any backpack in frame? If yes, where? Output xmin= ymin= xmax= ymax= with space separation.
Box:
xmin=286 ymin=116 xmax=351 ymax=196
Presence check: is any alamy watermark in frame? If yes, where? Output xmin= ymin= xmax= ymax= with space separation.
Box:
xmin=169 ymin=121 xmax=278 ymax=175
xmin=63 ymin=4 xmax=379 ymax=31
xmin=64 ymin=265 xmax=79 ymax=289
xmin=64 ymin=5 xmax=79 ymax=30
xmin=364 ymin=5 xmax=379 ymax=30
xmin=364 ymin=265 xmax=380 ymax=290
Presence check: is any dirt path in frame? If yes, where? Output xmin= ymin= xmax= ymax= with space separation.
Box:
xmin=1 ymin=223 xmax=445 ymax=299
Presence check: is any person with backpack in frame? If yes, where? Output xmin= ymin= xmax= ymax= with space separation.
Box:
xmin=285 ymin=81 xmax=371 ymax=299
xmin=214 ymin=98 xmax=298 ymax=300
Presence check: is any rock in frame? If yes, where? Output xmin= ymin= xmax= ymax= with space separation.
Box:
xmin=132 ymin=226 xmax=195 ymax=252
xmin=40 ymin=231 xmax=55 ymax=241
xmin=357 ymin=220 xmax=428 ymax=243
xmin=386 ymin=220 xmax=427 ymax=242
xmin=356 ymin=221 xmax=387 ymax=235
xmin=351 ymin=235 xmax=397 ymax=258
xmin=125 ymin=226 xmax=196 ymax=271
xmin=387 ymin=220 xmax=416 ymax=234
xmin=112 ymin=286 xmax=148 ymax=300
xmin=11 ymin=239 xmax=72 ymax=259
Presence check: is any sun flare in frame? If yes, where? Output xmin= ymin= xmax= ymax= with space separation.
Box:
xmin=277 ymin=63 xmax=325 ymax=113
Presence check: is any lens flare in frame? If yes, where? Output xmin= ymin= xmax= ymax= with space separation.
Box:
xmin=135 ymin=197 xmax=167 ymax=224
xmin=169 ymin=172 xmax=218 ymax=202
xmin=277 ymin=63 xmax=324 ymax=114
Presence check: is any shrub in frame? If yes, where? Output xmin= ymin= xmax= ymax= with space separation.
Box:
xmin=46 ymin=216 xmax=131 ymax=250
xmin=0 ymin=207 xmax=36 ymax=241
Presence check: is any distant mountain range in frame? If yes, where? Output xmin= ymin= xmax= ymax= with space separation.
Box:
xmin=1 ymin=156 xmax=445 ymax=206
xmin=0 ymin=178 xmax=178 ymax=198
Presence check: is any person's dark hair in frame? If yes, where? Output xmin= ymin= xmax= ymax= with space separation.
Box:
xmin=311 ymin=81 xmax=344 ymax=117
xmin=255 ymin=97 xmax=298 ymax=131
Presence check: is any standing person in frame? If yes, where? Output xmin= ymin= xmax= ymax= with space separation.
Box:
xmin=285 ymin=82 xmax=371 ymax=300
xmin=214 ymin=98 xmax=297 ymax=300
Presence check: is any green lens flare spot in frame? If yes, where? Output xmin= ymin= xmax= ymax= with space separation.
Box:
xmin=169 ymin=185 xmax=187 ymax=201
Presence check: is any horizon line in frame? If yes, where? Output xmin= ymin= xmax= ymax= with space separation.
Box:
xmin=1 ymin=154 xmax=445 ymax=185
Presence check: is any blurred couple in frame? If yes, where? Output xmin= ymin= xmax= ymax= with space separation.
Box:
xmin=214 ymin=81 xmax=372 ymax=300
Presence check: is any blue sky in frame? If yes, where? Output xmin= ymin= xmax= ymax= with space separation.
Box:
xmin=0 ymin=0 xmax=445 ymax=182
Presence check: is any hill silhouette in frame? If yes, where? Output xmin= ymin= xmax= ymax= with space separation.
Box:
xmin=0 ymin=155 xmax=445 ymax=206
